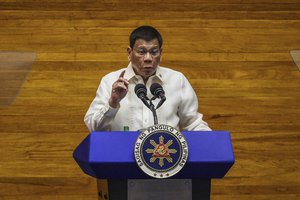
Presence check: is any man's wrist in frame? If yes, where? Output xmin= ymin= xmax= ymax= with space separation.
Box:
xmin=109 ymin=98 xmax=119 ymax=108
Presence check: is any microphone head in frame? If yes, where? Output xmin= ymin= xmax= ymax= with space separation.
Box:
xmin=134 ymin=84 xmax=147 ymax=98
xmin=150 ymin=83 xmax=165 ymax=97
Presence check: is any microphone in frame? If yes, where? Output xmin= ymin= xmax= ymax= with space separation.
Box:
xmin=150 ymin=83 xmax=166 ymax=109
xmin=134 ymin=84 xmax=150 ymax=108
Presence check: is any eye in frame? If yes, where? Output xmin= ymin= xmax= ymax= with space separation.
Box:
xmin=137 ymin=48 xmax=147 ymax=55
xmin=151 ymin=48 xmax=159 ymax=55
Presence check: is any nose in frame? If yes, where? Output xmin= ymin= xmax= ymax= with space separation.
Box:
xmin=144 ymin=52 xmax=152 ymax=63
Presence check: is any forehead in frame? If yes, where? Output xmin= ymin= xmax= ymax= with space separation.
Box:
xmin=134 ymin=38 xmax=160 ymax=48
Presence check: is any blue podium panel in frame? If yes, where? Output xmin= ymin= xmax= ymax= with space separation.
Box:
xmin=73 ymin=131 xmax=234 ymax=179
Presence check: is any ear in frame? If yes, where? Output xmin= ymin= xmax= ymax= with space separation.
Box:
xmin=127 ymin=47 xmax=132 ymax=61
xmin=159 ymin=48 xmax=163 ymax=62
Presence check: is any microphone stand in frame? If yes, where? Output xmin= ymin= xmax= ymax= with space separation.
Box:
xmin=149 ymin=97 xmax=158 ymax=125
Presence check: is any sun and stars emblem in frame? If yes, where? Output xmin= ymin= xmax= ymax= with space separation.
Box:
xmin=145 ymin=135 xmax=177 ymax=167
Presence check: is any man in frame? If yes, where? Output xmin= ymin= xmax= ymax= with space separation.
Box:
xmin=84 ymin=25 xmax=211 ymax=132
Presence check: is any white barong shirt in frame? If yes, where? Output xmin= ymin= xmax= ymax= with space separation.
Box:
xmin=84 ymin=63 xmax=211 ymax=132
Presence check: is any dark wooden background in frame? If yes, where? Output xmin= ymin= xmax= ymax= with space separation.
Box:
xmin=0 ymin=0 xmax=300 ymax=199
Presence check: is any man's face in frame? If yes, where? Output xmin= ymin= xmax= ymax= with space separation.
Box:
xmin=127 ymin=38 xmax=162 ymax=81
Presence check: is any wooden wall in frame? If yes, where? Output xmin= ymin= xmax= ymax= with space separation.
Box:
xmin=0 ymin=0 xmax=300 ymax=199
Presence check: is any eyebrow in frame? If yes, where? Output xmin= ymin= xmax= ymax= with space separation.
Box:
xmin=136 ymin=45 xmax=159 ymax=49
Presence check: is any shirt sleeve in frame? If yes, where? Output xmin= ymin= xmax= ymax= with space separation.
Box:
xmin=84 ymin=76 xmax=119 ymax=132
xmin=178 ymin=74 xmax=212 ymax=131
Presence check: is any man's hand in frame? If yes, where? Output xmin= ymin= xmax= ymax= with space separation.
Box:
xmin=109 ymin=71 xmax=129 ymax=108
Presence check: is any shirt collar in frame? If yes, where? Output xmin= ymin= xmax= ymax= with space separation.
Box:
xmin=124 ymin=62 xmax=164 ymax=83
xmin=123 ymin=62 xmax=136 ymax=81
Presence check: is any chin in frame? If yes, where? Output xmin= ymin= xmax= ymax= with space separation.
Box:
xmin=144 ymin=70 xmax=155 ymax=75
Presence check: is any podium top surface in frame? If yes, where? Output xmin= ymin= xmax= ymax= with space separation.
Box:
xmin=73 ymin=131 xmax=234 ymax=179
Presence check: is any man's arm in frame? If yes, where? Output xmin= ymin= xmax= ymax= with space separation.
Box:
xmin=84 ymin=70 xmax=128 ymax=132
xmin=178 ymin=74 xmax=211 ymax=131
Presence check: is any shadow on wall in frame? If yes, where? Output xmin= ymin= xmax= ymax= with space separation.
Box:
xmin=290 ymin=50 xmax=300 ymax=71
xmin=0 ymin=51 xmax=36 ymax=107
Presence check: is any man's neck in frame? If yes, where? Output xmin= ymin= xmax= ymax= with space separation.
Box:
xmin=143 ymin=77 xmax=149 ymax=84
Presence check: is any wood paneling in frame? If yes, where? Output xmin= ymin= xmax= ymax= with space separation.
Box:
xmin=0 ymin=0 xmax=300 ymax=199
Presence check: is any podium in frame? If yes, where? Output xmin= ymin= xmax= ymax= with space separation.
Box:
xmin=73 ymin=131 xmax=234 ymax=200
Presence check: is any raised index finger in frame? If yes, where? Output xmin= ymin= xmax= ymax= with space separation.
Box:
xmin=119 ymin=70 xmax=125 ymax=78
